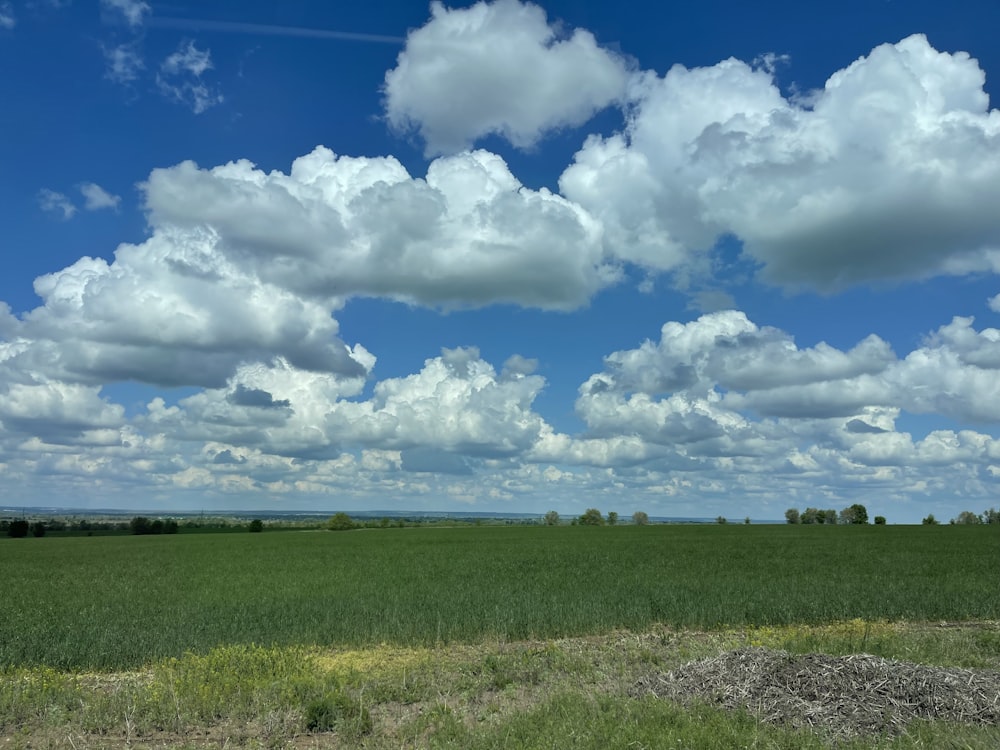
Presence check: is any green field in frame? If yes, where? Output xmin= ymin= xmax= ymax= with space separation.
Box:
xmin=2 ymin=524 xmax=997 ymax=671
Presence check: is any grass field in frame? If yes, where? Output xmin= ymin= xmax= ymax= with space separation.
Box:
xmin=1 ymin=524 xmax=997 ymax=671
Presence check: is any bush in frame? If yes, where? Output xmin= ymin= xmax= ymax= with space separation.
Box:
xmin=839 ymin=504 xmax=869 ymax=525
xmin=953 ymin=511 xmax=982 ymax=525
xmin=922 ymin=514 xmax=940 ymax=525
xmin=578 ymin=508 xmax=604 ymax=526
xmin=874 ymin=516 xmax=887 ymax=525
xmin=715 ymin=516 xmax=727 ymax=524
xmin=328 ymin=512 xmax=355 ymax=531
xmin=606 ymin=511 xmax=619 ymax=526
xmin=8 ymin=519 xmax=29 ymax=538
xmin=31 ymin=522 xmax=46 ymax=538
xmin=632 ymin=511 xmax=649 ymax=526
xmin=785 ymin=508 xmax=800 ymax=524
xmin=304 ymin=689 xmax=371 ymax=735
xmin=248 ymin=519 xmax=264 ymax=533
xmin=543 ymin=510 xmax=560 ymax=526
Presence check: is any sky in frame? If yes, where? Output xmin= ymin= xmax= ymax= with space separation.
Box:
xmin=2 ymin=0 xmax=1000 ymax=522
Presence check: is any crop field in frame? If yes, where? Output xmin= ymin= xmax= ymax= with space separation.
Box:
xmin=2 ymin=523 xmax=999 ymax=749
xmin=2 ymin=523 xmax=997 ymax=671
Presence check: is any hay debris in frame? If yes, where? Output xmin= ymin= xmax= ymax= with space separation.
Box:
xmin=633 ymin=647 xmax=1000 ymax=741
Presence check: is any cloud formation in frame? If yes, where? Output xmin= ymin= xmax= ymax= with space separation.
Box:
xmin=38 ymin=189 xmax=77 ymax=219
xmin=384 ymin=0 xmax=631 ymax=155
xmin=79 ymin=182 xmax=121 ymax=211
xmin=101 ymin=0 xmax=150 ymax=28
xmin=560 ymin=34 xmax=1000 ymax=289
xmin=157 ymin=40 xmax=223 ymax=113
xmin=142 ymin=147 xmax=614 ymax=309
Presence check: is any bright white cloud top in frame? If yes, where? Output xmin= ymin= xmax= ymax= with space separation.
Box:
xmin=2 ymin=0 xmax=1000 ymax=522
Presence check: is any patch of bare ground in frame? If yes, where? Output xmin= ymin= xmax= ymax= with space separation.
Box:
xmin=633 ymin=646 xmax=1000 ymax=742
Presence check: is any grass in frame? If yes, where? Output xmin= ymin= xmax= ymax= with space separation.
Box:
xmin=2 ymin=624 xmax=999 ymax=748
xmin=1 ymin=524 xmax=997 ymax=671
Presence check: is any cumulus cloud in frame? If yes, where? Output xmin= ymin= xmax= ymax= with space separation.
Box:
xmin=157 ymin=40 xmax=223 ymax=113
xmin=989 ymin=294 xmax=1000 ymax=313
xmin=560 ymin=34 xmax=1000 ymax=290
xmin=384 ymin=0 xmax=631 ymax=155
xmin=79 ymin=182 xmax=121 ymax=211
xmin=3 ymin=236 xmax=370 ymax=389
xmin=142 ymin=146 xmax=614 ymax=310
xmin=101 ymin=0 xmax=150 ymax=28
xmin=38 ymin=189 xmax=77 ymax=219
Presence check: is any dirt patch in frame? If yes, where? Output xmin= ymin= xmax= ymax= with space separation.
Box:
xmin=634 ymin=646 xmax=1000 ymax=741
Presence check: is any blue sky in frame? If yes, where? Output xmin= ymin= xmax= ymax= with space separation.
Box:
xmin=3 ymin=0 xmax=1000 ymax=522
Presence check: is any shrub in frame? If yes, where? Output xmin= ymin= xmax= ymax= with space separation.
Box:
xmin=8 ymin=519 xmax=29 ymax=538
xmin=163 ymin=519 xmax=179 ymax=534
xmin=784 ymin=508 xmax=800 ymax=524
xmin=304 ymin=689 xmax=371 ymax=734
xmin=248 ymin=519 xmax=264 ymax=533
xmin=606 ymin=511 xmax=619 ymax=526
xmin=578 ymin=508 xmax=604 ymax=526
xmin=632 ymin=511 xmax=649 ymax=526
xmin=31 ymin=522 xmax=46 ymax=538
xmin=953 ymin=511 xmax=982 ymax=525
xmin=922 ymin=514 xmax=939 ymax=525
xmin=715 ymin=516 xmax=727 ymax=524
xmin=801 ymin=507 xmax=819 ymax=524
xmin=543 ymin=510 xmax=560 ymax=526
xmin=328 ymin=512 xmax=355 ymax=531
xmin=874 ymin=516 xmax=887 ymax=525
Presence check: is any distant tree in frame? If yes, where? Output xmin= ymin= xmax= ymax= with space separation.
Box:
xmin=922 ymin=514 xmax=940 ymax=525
xmin=824 ymin=509 xmax=838 ymax=525
xmin=873 ymin=516 xmax=886 ymax=525
xmin=839 ymin=504 xmax=869 ymax=525
xmin=801 ymin=507 xmax=820 ymax=524
xmin=380 ymin=517 xmax=391 ymax=529
xmin=785 ymin=508 xmax=800 ymax=524
xmin=8 ymin=519 xmax=29 ymax=538
xmin=632 ymin=511 xmax=650 ymax=526
xmin=328 ymin=512 xmax=355 ymax=531
xmin=578 ymin=508 xmax=604 ymax=526
xmin=715 ymin=516 xmax=728 ymax=524
xmin=543 ymin=510 xmax=560 ymax=526
xmin=130 ymin=516 xmax=152 ymax=535
xmin=31 ymin=522 xmax=46 ymax=537
xmin=248 ymin=519 xmax=264 ymax=533
xmin=983 ymin=508 xmax=1000 ymax=525
xmin=150 ymin=519 xmax=165 ymax=535
xmin=606 ymin=511 xmax=619 ymax=526
xmin=953 ymin=511 xmax=982 ymax=525
xmin=163 ymin=519 xmax=179 ymax=534
xmin=744 ymin=516 xmax=751 ymax=525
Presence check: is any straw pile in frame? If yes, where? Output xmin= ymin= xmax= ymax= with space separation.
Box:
xmin=633 ymin=647 xmax=1000 ymax=741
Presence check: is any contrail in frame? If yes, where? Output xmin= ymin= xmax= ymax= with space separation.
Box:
xmin=148 ymin=17 xmax=405 ymax=45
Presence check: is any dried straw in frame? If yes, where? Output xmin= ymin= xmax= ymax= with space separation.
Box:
xmin=633 ymin=647 xmax=1000 ymax=741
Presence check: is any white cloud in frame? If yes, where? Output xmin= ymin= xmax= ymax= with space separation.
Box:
xmin=79 ymin=182 xmax=121 ymax=211
xmin=384 ymin=0 xmax=631 ymax=155
xmin=103 ymin=42 xmax=144 ymax=84
xmin=989 ymin=294 xmax=1000 ymax=313
xmin=157 ymin=40 xmax=223 ymax=113
xmin=0 ymin=2 xmax=15 ymax=29
xmin=4 ymin=236 xmax=369 ymax=389
xmin=560 ymin=34 xmax=1000 ymax=290
xmin=37 ymin=189 xmax=77 ymax=219
xmin=101 ymin=0 xmax=150 ymax=28
xmin=141 ymin=146 xmax=615 ymax=310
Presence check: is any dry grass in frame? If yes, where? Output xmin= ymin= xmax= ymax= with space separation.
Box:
xmin=634 ymin=646 xmax=1000 ymax=741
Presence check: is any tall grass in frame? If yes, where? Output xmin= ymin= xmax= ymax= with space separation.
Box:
xmin=1 ymin=524 xmax=996 ymax=670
